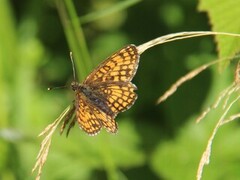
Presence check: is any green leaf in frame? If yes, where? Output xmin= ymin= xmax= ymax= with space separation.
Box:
xmin=198 ymin=0 xmax=240 ymax=70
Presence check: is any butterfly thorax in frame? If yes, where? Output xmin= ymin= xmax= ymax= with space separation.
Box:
xmin=71 ymin=81 xmax=115 ymax=117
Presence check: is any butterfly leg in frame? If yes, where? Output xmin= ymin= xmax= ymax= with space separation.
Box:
xmin=60 ymin=104 xmax=75 ymax=135
xmin=66 ymin=115 xmax=76 ymax=137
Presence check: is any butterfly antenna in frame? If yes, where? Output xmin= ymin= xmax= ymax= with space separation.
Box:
xmin=70 ymin=52 xmax=76 ymax=81
xmin=48 ymin=52 xmax=76 ymax=91
xmin=48 ymin=86 xmax=67 ymax=91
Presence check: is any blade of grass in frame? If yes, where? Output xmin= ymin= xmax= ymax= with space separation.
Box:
xmin=0 ymin=1 xmax=18 ymax=178
xmin=0 ymin=0 xmax=17 ymax=125
xmin=56 ymin=0 xmax=92 ymax=81
xmin=80 ymin=0 xmax=141 ymax=24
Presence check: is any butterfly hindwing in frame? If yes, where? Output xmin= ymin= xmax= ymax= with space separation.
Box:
xmin=92 ymin=82 xmax=138 ymax=116
xmin=75 ymin=92 xmax=118 ymax=135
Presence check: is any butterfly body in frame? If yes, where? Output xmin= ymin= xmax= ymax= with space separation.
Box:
xmin=64 ymin=45 xmax=140 ymax=136
xmin=71 ymin=81 xmax=115 ymax=117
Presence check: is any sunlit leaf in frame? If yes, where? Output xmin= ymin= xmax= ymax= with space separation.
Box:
xmin=198 ymin=0 xmax=240 ymax=70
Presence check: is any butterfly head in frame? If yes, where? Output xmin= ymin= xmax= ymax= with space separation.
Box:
xmin=71 ymin=81 xmax=80 ymax=91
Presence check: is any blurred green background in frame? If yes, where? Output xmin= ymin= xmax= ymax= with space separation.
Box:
xmin=1 ymin=0 xmax=240 ymax=180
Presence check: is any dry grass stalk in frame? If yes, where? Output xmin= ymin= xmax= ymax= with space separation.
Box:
xmin=196 ymin=94 xmax=240 ymax=180
xmin=195 ymin=83 xmax=235 ymax=123
xmin=157 ymin=60 xmax=219 ymax=104
xmin=196 ymin=60 xmax=240 ymax=123
xmin=222 ymin=85 xmax=240 ymax=109
xmin=219 ymin=61 xmax=240 ymax=126
xmin=196 ymin=61 xmax=240 ymax=180
xmin=150 ymin=31 xmax=240 ymax=104
xmin=235 ymin=60 xmax=240 ymax=83
xmin=137 ymin=31 xmax=240 ymax=55
xmin=138 ymin=31 xmax=240 ymax=104
xmin=221 ymin=113 xmax=240 ymax=125
xmin=32 ymin=105 xmax=74 ymax=180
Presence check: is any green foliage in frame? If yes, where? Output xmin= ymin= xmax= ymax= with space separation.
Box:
xmin=151 ymin=67 xmax=240 ymax=180
xmin=0 ymin=0 xmax=240 ymax=180
xmin=151 ymin=121 xmax=240 ymax=180
xmin=56 ymin=0 xmax=92 ymax=81
xmin=80 ymin=0 xmax=141 ymax=24
xmin=199 ymin=0 xmax=240 ymax=69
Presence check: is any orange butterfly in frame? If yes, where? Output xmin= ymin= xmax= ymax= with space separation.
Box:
xmin=61 ymin=45 xmax=139 ymax=136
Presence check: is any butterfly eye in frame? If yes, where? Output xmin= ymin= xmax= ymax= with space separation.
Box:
xmin=71 ymin=82 xmax=79 ymax=91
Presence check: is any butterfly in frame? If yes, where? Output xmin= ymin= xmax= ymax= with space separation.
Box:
xmin=60 ymin=45 xmax=140 ymax=136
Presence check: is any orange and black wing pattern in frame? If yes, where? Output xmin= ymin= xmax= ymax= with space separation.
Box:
xmin=72 ymin=45 xmax=139 ymax=135
xmin=94 ymin=82 xmax=138 ymax=116
xmin=75 ymin=92 xmax=118 ymax=135
xmin=84 ymin=45 xmax=139 ymax=84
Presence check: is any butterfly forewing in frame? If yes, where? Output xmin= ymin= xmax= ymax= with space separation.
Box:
xmin=84 ymin=45 xmax=139 ymax=84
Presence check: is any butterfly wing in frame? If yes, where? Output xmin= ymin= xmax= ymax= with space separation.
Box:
xmin=84 ymin=45 xmax=139 ymax=85
xmin=92 ymin=82 xmax=138 ymax=116
xmin=75 ymin=92 xmax=118 ymax=135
